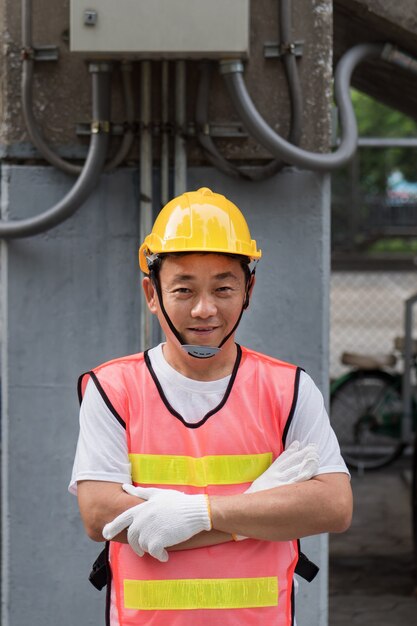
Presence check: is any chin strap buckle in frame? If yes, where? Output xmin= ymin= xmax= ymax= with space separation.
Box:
xmin=181 ymin=345 xmax=221 ymax=359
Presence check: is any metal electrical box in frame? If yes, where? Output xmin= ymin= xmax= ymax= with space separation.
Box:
xmin=70 ymin=0 xmax=250 ymax=58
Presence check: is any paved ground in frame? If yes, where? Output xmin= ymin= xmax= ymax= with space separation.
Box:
xmin=329 ymin=458 xmax=417 ymax=625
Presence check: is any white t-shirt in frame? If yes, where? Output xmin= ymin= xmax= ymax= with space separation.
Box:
xmin=69 ymin=343 xmax=348 ymax=494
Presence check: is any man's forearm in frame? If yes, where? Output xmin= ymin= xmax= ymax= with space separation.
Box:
xmin=78 ymin=481 xmax=232 ymax=549
xmin=128 ymin=474 xmax=351 ymax=551
xmin=117 ymin=526 xmax=232 ymax=550
xmin=81 ymin=473 xmax=351 ymax=554
xmin=78 ymin=481 xmax=145 ymax=542
xmin=209 ymin=474 xmax=352 ymax=541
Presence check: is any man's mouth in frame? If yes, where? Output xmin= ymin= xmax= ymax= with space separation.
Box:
xmin=187 ymin=326 xmax=218 ymax=334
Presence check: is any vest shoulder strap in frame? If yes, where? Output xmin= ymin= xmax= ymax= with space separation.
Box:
xmin=295 ymin=550 xmax=320 ymax=582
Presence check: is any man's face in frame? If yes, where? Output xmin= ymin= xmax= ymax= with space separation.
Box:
xmin=144 ymin=253 xmax=249 ymax=351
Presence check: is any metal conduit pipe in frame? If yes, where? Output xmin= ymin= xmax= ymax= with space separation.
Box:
xmin=22 ymin=0 xmax=133 ymax=174
xmin=139 ymin=61 xmax=154 ymax=350
xmin=0 ymin=64 xmax=112 ymax=239
xmin=382 ymin=43 xmax=417 ymax=75
xmin=196 ymin=0 xmax=303 ymax=181
xmin=196 ymin=63 xmax=248 ymax=180
xmin=221 ymin=43 xmax=386 ymax=172
xmin=174 ymin=60 xmax=187 ymax=196
xmin=161 ymin=61 xmax=170 ymax=206
xmin=279 ymin=0 xmax=303 ymax=147
xmin=104 ymin=62 xmax=135 ymax=171
xmin=21 ymin=0 xmax=80 ymax=175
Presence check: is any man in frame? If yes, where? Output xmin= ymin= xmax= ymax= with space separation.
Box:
xmin=70 ymin=187 xmax=352 ymax=626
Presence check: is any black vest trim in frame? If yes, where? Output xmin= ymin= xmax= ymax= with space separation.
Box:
xmin=78 ymin=370 xmax=126 ymax=430
xmin=282 ymin=366 xmax=302 ymax=447
xmin=105 ymin=542 xmax=112 ymax=626
xmin=295 ymin=542 xmax=320 ymax=582
xmin=144 ymin=345 xmax=242 ymax=429
xmin=290 ymin=577 xmax=296 ymax=625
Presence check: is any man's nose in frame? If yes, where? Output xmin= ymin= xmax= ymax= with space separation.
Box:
xmin=190 ymin=293 xmax=217 ymax=318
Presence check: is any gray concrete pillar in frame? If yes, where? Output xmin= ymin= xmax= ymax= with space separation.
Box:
xmin=2 ymin=164 xmax=330 ymax=626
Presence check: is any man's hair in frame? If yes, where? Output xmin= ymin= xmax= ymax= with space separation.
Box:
xmin=158 ymin=252 xmax=251 ymax=281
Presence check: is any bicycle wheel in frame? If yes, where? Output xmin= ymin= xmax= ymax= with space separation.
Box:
xmin=330 ymin=369 xmax=405 ymax=470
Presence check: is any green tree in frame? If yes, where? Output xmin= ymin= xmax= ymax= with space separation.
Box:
xmin=351 ymin=90 xmax=417 ymax=193
xmin=332 ymin=91 xmax=417 ymax=256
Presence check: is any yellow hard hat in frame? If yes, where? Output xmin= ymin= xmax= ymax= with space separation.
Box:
xmin=139 ymin=187 xmax=262 ymax=273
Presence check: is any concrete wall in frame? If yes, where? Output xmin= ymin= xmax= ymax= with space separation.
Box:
xmin=1 ymin=1 xmax=333 ymax=625
xmin=1 ymin=165 xmax=141 ymax=626
xmin=0 ymin=0 xmax=332 ymax=160
xmin=1 ymin=165 xmax=330 ymax=626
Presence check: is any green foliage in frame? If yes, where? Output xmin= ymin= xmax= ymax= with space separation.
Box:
xmin=369 ymin=238 xmax=417 ymax=254
xmin=332 ymin=90 xmax=417 ymax=258
xmin=351 ymin=90 xmax=417 ymax=193
xmin=351 ymin=90 xmax=417 ymax=138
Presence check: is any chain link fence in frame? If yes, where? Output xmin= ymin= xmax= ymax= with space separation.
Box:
xmin=330 ymin=271 xmax=417 ymax=379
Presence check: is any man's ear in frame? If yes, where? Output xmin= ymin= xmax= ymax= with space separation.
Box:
xmin=244 ymin=275 xmax=256 ymax=310
xmin=248 ymin=274 xmax=256 ymax=296
xmin=142 ymin=276 xmax=158 ymax=313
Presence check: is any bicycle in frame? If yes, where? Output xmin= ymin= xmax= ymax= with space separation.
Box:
xmin=330 ymin=336 xmax=417 ymax=472
xmin=330 ymin=337 xmax=417 ymax=581
xmin=330 ymin=291 xmax=417 ymax=580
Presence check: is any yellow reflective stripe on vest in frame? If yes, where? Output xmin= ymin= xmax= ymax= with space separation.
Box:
xmin=124 ymin=577 xmax=278 ymax=610
xmin=129 ymin=452 xmax=273 ymax=486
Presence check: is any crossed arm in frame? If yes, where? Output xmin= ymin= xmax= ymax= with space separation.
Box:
xmin=77 ymin=472 xmax=352 ymax=550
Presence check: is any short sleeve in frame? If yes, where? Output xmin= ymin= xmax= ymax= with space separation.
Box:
xmin=286 ymin=371 xmax=350 ymax=476
xmin=68 ymin=377 xmax=132 ymax=495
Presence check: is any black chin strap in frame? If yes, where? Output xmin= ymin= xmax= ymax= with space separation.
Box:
xmin=149 ymin=264 xmax=255 ymax=360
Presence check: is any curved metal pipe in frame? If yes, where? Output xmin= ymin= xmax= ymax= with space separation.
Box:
xmin=196 ymin=0 xmax=303 ymax=181
xmin=22 ymin=0 xmax=132 ymax=174
xmin=221 ymin=43 xmax=385 ymax=171
xmin=0 ymin=65 xmax=112 ymax=239
xmin=21 ymin=0 xmax=81 ymax=175
xmin=196 ymin=63 xmax=243 ymax=180
xmin=104 ymin=62 xmax=135 ymax=171
xmin=280 ymin=0 xmax=303 ymax=148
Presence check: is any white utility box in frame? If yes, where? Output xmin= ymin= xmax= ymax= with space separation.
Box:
xmin=70 ymin=0 xmax=250 ymax=58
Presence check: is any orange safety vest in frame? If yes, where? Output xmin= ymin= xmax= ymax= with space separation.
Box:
xmin=79 ymin=345 xmax=303 ymax=626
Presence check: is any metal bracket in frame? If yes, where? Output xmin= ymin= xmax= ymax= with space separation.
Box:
xmin=91 ymin=120 xmax=111 ymax=134
xmin=33 ymin=45 xmax=60 ymax=62
xmin=264 ymin=40 xmax=304 ymax=59
xmin=84 ymin=9 xmax=98 ymax=26
xmin=77 ymin=122 xmax=113 ymax=136
xmin=189 ymin=122 xmax=248 ymax=139
xmin=76 ymin=121 xmax=248 ymax=139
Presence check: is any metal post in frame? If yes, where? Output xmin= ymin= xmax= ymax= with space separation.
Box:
xmin=174 ymin=60 xmax=187 ymax=196
xmin=402 ymin=293 xmax=417 ymax=442
xmin=348 ymin=152 xmax=360 ymax=251
xmin=140 ymin=61 xmax=154 ymax=350
xmin=161 ymin=61 xmax=170 ymax=206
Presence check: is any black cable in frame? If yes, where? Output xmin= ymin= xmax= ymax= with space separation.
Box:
xmin=195 ymin=0 xmax=303 ymax=181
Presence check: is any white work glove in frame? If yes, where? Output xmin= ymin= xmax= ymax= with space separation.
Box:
xmin=234 ymin=441 xmax=319 ymax=541
xmin=102 ymin=486 xmax=212 ymax=563
xmin=245 ymin=440 xmax=319 ymax=494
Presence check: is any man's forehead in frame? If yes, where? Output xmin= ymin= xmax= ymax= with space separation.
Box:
xmin=160 ymin=253 xmax=244 ymax=277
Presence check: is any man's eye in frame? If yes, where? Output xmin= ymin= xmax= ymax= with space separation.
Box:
xmin=173 ymin=287 xmax=191 ymax=294
xmin=216 ymin=286 xmax=233 ymax=293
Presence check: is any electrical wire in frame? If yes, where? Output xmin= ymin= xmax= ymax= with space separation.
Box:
xmin=195 ymin=0 xmax=303 ymax=181
xmin=0 ymin=66 xmax=112 ymax=238
xmin=221 ymin=43 xmax=385 ymax=171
